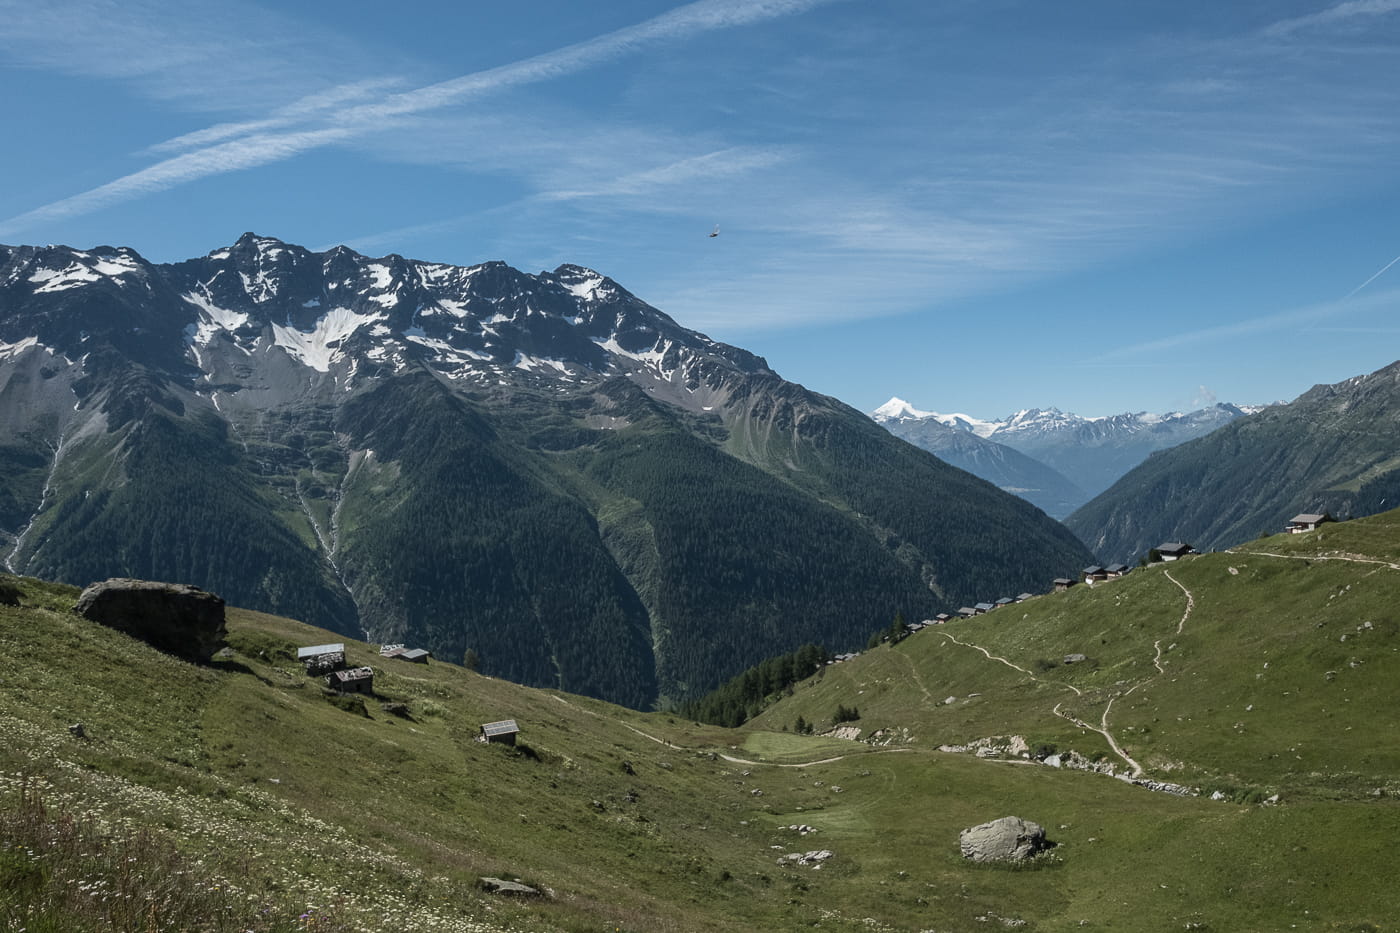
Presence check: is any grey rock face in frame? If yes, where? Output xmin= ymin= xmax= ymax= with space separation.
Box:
xmin=74 ymin=578 xmax=226 ymax=663
xmin=959 ymin=816 xmax=1049 ymax=862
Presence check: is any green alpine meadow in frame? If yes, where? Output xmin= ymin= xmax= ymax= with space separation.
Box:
xmin=5 ymin=508 xmax=1400 ymax=930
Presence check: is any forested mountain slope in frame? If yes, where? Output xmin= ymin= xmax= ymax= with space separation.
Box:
xmin=1066 ymin=360 xmax=1400 ymax=564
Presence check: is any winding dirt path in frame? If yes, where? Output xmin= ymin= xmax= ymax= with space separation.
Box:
xmin=935 ymin=631 xmax=1083 ymax=696
xmin=718 ymin=749 xmax=914 ymax=769
xmin=896 ymin=650 xmax=935 ymax=704
xmin=549 ymin=694 xmax=686 ymax=749
xmin=550 ymin=693 xmax=908 ymax=769
xmin=938 ymin=567 xmax=1201 ymax=778
xmin=1152 ymin=570 xmax=1195 ymax=674
xmin=1053 ymin=698 xmax=1144 ymax=778
xmin=1231 ymin=548 xmax=1400 ymax=571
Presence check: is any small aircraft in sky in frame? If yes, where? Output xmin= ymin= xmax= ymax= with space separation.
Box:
xmin=708 ymin=225 xmax=720 ymax=238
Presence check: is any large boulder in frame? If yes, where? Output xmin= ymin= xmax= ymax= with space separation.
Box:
xmin=74 ymin=578 xmax=226 ymax=663
xmin=959 ymin=816 xmax=1050 ymax=862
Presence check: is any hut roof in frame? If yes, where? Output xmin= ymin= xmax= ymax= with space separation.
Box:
xmin=297 ymin=643 xmax=345 ymax=660
xmin=481 ymin=719 xmax=520 ymax=738
xmin=328 ymin=666 xmax=374 ymax=684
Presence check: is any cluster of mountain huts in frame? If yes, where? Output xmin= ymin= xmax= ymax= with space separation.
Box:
xmin=295 ymin=642 xmax=520 ymax=745
xmin=871 ymin=514 xmax=1336 ymax=652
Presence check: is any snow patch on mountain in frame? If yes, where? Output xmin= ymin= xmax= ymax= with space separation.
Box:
xmin=514 ymin=352 xmax=572 ymax=375
xmin=28 ymin=252 xmax=143 ymax=293
xmin=0 ymin=336 xmax=41 ymax=359
xmin=183 ymin=292 xmax=250 ymax=335
xmin=565 ymin=274 xmax=604 ymax=300
xmin=432 ymin=299 xmax=470 ymax=318
xmin=596 ymin=335 xmax=677 ymax=379
xmin=272 ymin=308 xmax=376 ymax=372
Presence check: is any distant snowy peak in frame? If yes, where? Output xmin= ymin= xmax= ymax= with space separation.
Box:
xmin=872 ymin=397 xmax=934 ymax=421
xmin=871 ymin=397 xmax=1000 ymax=437
xmin=873 ymin=398 xmax=1256 ymax=442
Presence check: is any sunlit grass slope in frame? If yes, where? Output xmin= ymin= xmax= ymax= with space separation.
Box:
xmin=5 ymin=507 xmax=1400 ymax=931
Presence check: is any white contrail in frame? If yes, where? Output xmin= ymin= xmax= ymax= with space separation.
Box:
xmin=1343 ymin=251 xmax=1400 ymax=299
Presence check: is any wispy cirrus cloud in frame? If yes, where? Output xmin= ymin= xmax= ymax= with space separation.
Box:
xmin=0 ymin=0 xmax=845 ymax=237
xmin=0 ymin=0 xmax=370 ymax=109
xmin=1090 ymin=287 xmax=1400 ymax=362
xmin=1263 ymin=0 xmax=1400 ymax=37
xmin=0 ymin=129 xmax=355 ymax=233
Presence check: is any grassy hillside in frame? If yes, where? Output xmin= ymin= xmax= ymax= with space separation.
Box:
xmin=5 ymin=512 xmax=1400 ymax=931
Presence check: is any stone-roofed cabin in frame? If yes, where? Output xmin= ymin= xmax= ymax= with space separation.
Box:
xmin=974 ymin=602 xmax=995 ymax=614
xmin=1287 ymin=512 xmax=1333 ymax=534
xmin=326 ymin=666 xmax=374 ymax=694
xmin=1082 ymin=565 xmax=1107 ymax=584
xmin=1015 ymin=593 xmax=1035 ymax=602
xmin=957 ymin=607 xmax=979 ymax=618
xmin=1053 ymin=577 xmax=1076 ymax=592
xmin=1104 ymin=563 xmax=1130 ymax=578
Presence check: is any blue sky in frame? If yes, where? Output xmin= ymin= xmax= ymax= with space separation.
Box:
xmin=3 ymin=0 xmax=1400 ymax=417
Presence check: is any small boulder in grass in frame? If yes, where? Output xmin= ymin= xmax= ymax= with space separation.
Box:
xmin=478 ymin=877 xmax=543 ymax=897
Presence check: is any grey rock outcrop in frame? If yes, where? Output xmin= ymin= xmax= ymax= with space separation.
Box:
xmin=478 ymin=877 xmax=542 ymax=897
xmin=74 ymin=578 xmax=226 ymax=663
xmin=959 ymin=816 xmax=1050 ymax=862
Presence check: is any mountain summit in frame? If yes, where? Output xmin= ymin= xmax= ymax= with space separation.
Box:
xmin=1 ymin=235 xmax=1092 ymax=706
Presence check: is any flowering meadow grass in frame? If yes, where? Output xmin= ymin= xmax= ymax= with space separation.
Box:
xmin=0 ymin=777 xmax=355 ymax=932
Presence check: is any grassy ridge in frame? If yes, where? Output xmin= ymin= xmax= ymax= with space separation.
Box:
xmin=0 ymin=511 xmax=1399 ymax=929
xmin=755 ymin=510 xmax=1400 ymax=800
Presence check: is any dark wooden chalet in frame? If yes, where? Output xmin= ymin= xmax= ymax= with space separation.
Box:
xmin=1104 ymin=563 xmax=1130 ymax=578
xmin=1052 ymin=577 xmax=1077 ymax=592
xmin=1156 ymin=542 xmax=1197 ymax=561
xmin=1082 ymin=565 xmax=1107 ymax=584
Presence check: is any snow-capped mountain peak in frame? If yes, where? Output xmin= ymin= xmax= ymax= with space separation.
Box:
xmin=872 ymin=397 xmax=935 ymax=421
xmin=871 ymin=398 xmax=1000 ymax=438
xmin=0 ymin=235 xmax=774 ymax=407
